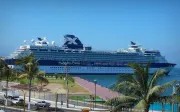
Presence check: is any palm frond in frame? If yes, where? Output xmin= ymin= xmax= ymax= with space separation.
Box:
xmin=147 ymin=85 xmax=161 ymax=97
xmin=107 ymin=95 xmax=137 ymax=105
xmin=112 ymin=81 xmax=141 ymax=96
xmin=147 ymin=80 xmax=177 ymax=101
xmin=18 ymin=74 xmax=28 ymax=79
xmin=129 ymin=63 xmax=147 ymax=94
xmin=106 ymin=96 xmax=137 ymax=111
xmin=177 ymin=86 xmax=180 ymax=93
xmin=144 ymin=61 xmax=151 ymax=91
xmin=160 ymin=80 xmax=177 ymax=95
xmin=38 ymin=71 xmax=45 ymax=77
xmin=153 ymin=96 xmax=176 ymax=103
xmin=148 ymin=69 xmax=167 ymax=90
xmin=112 ymin=102 xmax=134 ymax=112
xmin=15 ymin=54 xmax=39 ymax=79
xmin=114 ymin=81 xmax=139 ymax=91
xmin=117 ymin=74 xmax=135 ymax=83
xmin=13 ymin=68 xmax=24 ymax=74
xmin=0 ymin=59 xmax=7 ymax=68
xmin=134 ymin=99 xmax=148 ymax=110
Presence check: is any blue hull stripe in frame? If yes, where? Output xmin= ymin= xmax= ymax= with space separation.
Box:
xmin=5 ymin=59 xmax=176 ymax=68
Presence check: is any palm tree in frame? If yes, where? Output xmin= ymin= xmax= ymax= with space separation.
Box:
xmin=176 ymin=84 xmax=180 ymax=95
xmin=15 ymin=54 xmax=39 ymax=110
xmin=0 ymin=59 xmax=13 ymax=105
xmin=3 ymin=64 xmax=13 ymax=105
xmin=37 ymin=71 xmax=49 ymax=91
xmin=108 ymin=62 xmax=177 ymax=112
xmin=11 ymin=68 xmax=21 ymax=82
xmin=0 ymin=59 xmax=5 ymax=90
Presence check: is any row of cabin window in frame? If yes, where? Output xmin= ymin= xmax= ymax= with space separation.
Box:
xmin=50 ymin=68 xmax=133 ymax=71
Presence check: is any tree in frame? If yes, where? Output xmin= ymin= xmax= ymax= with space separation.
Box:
xmin=15 ymin=54 xmax=39 ymax=110
xmin=37 ymin=71 xmax=49 ymax=91
xmin=0 ymin=59 xmax=13 ymax=105
xmin=108 ymin=62 xmax=177 ymax=112
xmin=0 ymin=59 xmax=5 ymax=90
xmin=55 ymin=74 xmax=59 ymax=79
xmin=176 ymin=85 xmax=180 ymax=95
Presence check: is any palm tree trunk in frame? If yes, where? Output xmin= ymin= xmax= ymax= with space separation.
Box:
xmin=23 ymin=91 xmax=26 ymax=112
xmin=171 ymin=103 xmax=174 ymax=112
xmin=66 ymin=74 xmax=69 ymax=108
xmin=145 ymin=104 xmax=150 ymax=112
xmin=41 ymin=81 xmax=43 ymax=91
xmin=162 ymin=102 xmax=164 ymax=112
xmin=0 ymin=71 xmax=2 ymax=91
xmin=65 ymin=64 xmax=69 ymax=108
xmin=5 ymin=70 xmax=9 ymax=106
xmin=28 ymin=78 xmax=32 ymax=110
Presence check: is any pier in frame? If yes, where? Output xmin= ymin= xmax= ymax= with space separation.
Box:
xmin=74 ymin=77 xmax=120 ymax=101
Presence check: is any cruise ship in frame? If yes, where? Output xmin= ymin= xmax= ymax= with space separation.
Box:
xmin=5 ymin=34 xmax=176 ymax=75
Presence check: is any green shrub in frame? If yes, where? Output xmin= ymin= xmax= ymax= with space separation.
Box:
xmin=68 ymin=75 xmax=74 ymax=83
xmin=16 ymin=101 xmax=24 ymax=106
xmin=20 ymin=79 xmax=27 ymax=84
xmin=55 ymin=75 xmax=59 ymax=79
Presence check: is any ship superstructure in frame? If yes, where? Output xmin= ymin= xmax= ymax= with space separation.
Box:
xmin=5 ymin=35 xmax=175 ymax=74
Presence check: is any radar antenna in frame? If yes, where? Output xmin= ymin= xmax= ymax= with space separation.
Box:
xmin=43 ymin=37 xmax=46 ymax=41
xmin=24 ymin=40 xmax=27 ymax=44
xmin=52 ymin=41 xmax=55 ymax=46
xmin=31 ymin=39 xmax=35 ymax=43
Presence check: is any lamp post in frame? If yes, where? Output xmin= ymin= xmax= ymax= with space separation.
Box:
xmin=94 ymin=79 xmax=97 ymax=108
xmin=151 ymin=102 xmax=154 ymax=112
xmin=0 ymin=68 xmax=3 ymax=91
xmin=175 ymin=82 xmax=180 ymax=112
xmin=0 ymin=69 xmax=2 ymax=91
xmin=26 ymin=62 xmax=33 ymax=111
xmin=55 ymin=88 xmax=61 ymax=112
xmin=172 ymin=82 xmax=180 ymax=112
xmin=176 ymin=83 xmax=180 ymax=96
xmin=20 ymin=90 xmax=26 ymax=112
xmin=63 ymin=62 xmax=69 ymax=108
xmin=173 ymin=82 xmax=180 ymax=95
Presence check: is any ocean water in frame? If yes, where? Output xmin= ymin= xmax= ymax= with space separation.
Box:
xmin=76 ymin=68 xmax=180 ymax=90
xmin=75 ymin=68 xmax=180 ymax=111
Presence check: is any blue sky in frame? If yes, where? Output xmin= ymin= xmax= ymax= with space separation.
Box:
xmin=0 ymin=0 xmax=180 ymax=67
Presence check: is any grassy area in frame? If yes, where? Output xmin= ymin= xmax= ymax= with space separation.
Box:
xmin=47 ymin=77 xmax=89 ymax=93
xmin=8 ymin=78 xmax=39 ymax=85
xmin=18 ymin=78 xmax=39 ymax=84
xmin=70 ymin=95 xmax=88 ymax=101
xmin=47 ymin=77 xmax=65 ymax=84
xmin=10 ymin=75 xmax=89 ymax=94
xmin=70 ymin=95 xmax=105 ymax=104
xmin=70 ymin=95 xmax=101 ymax=101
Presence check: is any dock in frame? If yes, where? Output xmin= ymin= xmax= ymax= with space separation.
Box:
xmin=74 ymin=77 xmax=120 ymax=101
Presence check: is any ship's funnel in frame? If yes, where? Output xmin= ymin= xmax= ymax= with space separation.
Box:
xmin=63 ymin=34 xmax=83 ymax=49
xmin=131 ymin=41 xmax=136 ymax=45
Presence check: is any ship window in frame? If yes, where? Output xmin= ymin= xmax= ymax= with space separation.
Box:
xmin=51 ymin=50 xmax=57 ymax=52
xmin=39 ymin=49 xmax=48 ymax=51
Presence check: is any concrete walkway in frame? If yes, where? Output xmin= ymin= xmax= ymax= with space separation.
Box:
xmin=74 ymin=77 xmax=120 ymax=101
